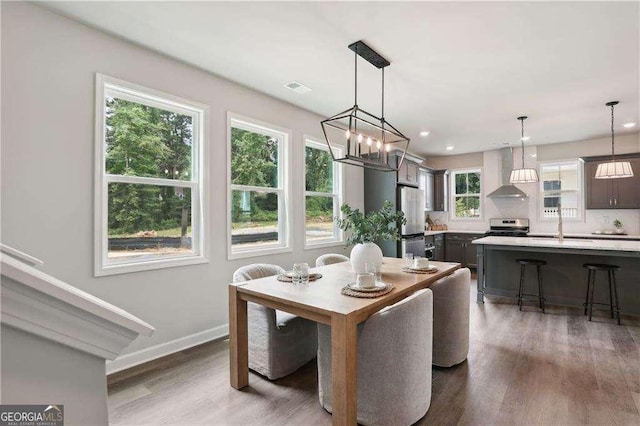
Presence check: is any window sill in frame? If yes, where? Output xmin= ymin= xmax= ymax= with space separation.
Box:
xmin=228 ymin=245 xmax=292 ymax=260
xmin=95 ymin=254 xmax=208 ymax=277
xmin=304 ymin=240 xmax=346 ymax=251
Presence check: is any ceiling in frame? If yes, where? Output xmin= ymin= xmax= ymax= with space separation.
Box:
xmin=42 ymin=1 xmax=640 ymax=157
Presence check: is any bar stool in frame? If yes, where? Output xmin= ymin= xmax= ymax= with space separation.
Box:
xmin=516 ymin=259 xmax=546 ymax=313
xmin=583 ymin=263 xmax=621 ymax=325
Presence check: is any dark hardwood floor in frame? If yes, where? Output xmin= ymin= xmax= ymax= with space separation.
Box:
xmin=108 ymin=280 xmax=640 ymax=425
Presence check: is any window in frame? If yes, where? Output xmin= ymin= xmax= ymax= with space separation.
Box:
xmin=95 ymin=74 xmax=208 ymax=276
xmin=304 ymin=138 xmax=344 ymax=247
xmin=451 ymin=169 xmax=482 ymax=219
xmin=539 ymin=161 xmax=581 ymax=220
xmin=228 ymin=114 xmax=290 ymax=258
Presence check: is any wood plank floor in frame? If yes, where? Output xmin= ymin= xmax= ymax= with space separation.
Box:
xmin=108 ymin=280 xmax=640 ymax=425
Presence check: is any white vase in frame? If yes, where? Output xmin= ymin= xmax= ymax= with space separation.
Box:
xmin=350 ymin=242 xmax=383 ymax=274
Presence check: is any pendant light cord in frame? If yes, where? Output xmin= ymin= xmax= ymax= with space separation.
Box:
xmin=354 ymin=48 xmax=358 ymax=106
xmin=521 ymin=118 xmax=525 ymax=168
xmin=610 ymin=103 xmax=615 ymax=160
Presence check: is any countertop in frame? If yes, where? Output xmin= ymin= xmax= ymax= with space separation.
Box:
xmin=472 ymin=236 xmax=640 ymax=252
xmin=425 ymin=229 xmax=640 ymax=240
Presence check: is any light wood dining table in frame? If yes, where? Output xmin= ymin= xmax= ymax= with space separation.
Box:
xmin=229 ymin=257 xmax=460 ymax=425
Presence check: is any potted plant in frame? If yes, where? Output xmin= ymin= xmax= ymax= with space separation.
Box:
xmin=613 ymin=219 xmax=625 ymax=234
xmin=336 ymin=201 xmax=407 ymax=273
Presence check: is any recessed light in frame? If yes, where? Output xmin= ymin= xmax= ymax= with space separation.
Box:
xmin=531 ymin=154 xmax=537 ymax=158
xmin=445 ymin=145 xmax=454 ymax=151
xmin=623 ymin=122 xmax=636 ymax=128
xmin=419 ymin=131 xmax=430 ymax=137
xmin=521 ymin=136 xmax=531 ymax=141
xmin=284 ymin=81 xmax=312 ymax=94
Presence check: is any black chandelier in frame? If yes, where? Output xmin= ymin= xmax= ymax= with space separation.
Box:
xmin=321 ymin=41 xmax=410 ymax=172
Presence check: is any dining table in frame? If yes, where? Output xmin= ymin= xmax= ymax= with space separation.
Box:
xmin=228 ymin=257 xmax=461 ymax=425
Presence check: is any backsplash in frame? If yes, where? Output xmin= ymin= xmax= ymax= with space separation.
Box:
xmin=427 ymin=207 xmax=640 ymax=235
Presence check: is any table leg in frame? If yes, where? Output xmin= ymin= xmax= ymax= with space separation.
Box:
xmin=229 ymin=285 xmax=248 ymax=389
xmin=331 ymin=314 xmax=358 ymax=425
xmin=476 ymin=244 xmax=485 ymax=303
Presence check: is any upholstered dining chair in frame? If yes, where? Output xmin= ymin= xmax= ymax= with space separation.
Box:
xmin=430 ymin=267 xmax=471 ymax=367
xmin=317 ymin=289 xmax=433 ymax=426
xmin=232 ymin=264 xmax=318 ymax=380
xmin=315 ymin=253 xmax=350 ymax=267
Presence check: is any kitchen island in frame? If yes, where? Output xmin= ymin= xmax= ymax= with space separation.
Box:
xmin=473 ymin=236 xmax=640 ymax=316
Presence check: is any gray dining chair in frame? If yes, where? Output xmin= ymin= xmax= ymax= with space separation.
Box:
xmin=232 ymin=263 xmax=317 ymax=380
xmin=431 ymin=267 xmax=471 ymax=367
xmin=315 ymin=253 xmax=350 ymax=267
xmin=317 ymin=288 xmax=433 ymax=426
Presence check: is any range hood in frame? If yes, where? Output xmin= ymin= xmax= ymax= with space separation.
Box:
xmin=486 ymin=148 xmax=529 ymax=198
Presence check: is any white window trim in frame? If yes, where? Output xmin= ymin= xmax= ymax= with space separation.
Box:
xmin=303 ymin=136 xmax=345 ymax=249
xmin=449 ymin=167 xmax=483 ymax=221
xmin=94 ymin=73 xmax=210 ymax=276
xmin=537 ymin=159 xmax=584 ymax=222
xmin=227 ymin=112 xmax=292 ymax=260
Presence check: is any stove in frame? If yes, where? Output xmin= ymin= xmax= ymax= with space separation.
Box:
xmin=484 ymin=218 xmax=530 ymax=237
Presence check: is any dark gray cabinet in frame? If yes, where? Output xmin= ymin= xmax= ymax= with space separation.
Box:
xmin=433 ymin=234 xmax=444 ymax=261
xmin=433 ymin=170 xmax=447 ymax=211
xmin=444 ymin=233 xmax=483 ymax=268
xmin=584 ymin=155 xmax=640 ymax=209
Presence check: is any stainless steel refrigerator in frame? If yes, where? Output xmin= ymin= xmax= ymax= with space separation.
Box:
xmin=398 ymin=186 xmax=426 ymax=258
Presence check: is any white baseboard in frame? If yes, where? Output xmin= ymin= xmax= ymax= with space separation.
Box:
xmin=106 ymin=324 xmax=229 ymax=375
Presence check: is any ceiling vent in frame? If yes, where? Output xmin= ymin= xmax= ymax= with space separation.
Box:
xmin=284 ymin=81 xmax=312 ymax=94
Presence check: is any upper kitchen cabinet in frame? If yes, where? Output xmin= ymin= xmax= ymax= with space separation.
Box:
xmin=397 ymin=157 xmax=420 ymax=187
xmin=584 ymin=154 xmax=640 ymax=209
xmin=433 ymin=170 xmax=448 ymax=211
xmin=419 ymin=169 xmax=434 ymax=211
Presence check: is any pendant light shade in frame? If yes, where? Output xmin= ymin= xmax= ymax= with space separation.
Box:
xmin=321 ymin=41 xmax=410 ymax=172
xmin=509 ymin=168 xmax=539 ymax=184
xmin=509 ymin=116 xmax=539 ymax=184
xmin=594 ymin=101 xmax=634 ymax=179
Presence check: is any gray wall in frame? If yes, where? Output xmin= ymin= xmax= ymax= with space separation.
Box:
xmin=1 ymin=325 xmax=109 ymax=426
xmin=1 ymin=2 xmax=363 ymax=360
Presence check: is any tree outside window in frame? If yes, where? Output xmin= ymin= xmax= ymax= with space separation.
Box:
xmin=304 ymin=139 xmax=343 ymax=246
xmin=452 ymin=169 xmax=481 ymax=218
xmin=96 ymin=75 xmax=207 ymax=275
xmin=229 ymin=116 xmax=290 ymax=257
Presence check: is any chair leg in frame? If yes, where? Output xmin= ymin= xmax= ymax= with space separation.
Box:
xmin=537 ymin=264 xmax=545 ymax=314
xmin=584 ymin=270 xmax=592 ymax=316
xmin=607 ymin=271 xmax=614 ymax=319
xmin=588 ymin=271 xmax=597 ymax=322
xmin=518 ymin=264 xmax=525 ymax=311
xmin=611 ymin=271 xmax=621 ymax=326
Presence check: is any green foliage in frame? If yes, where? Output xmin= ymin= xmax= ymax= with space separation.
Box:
xmin=455 ymin=196 xmax=480 ymax=218
xmin=105 ymin=97 xmax=192 ymax=235
xmin=305 ymin=147 xmax=333 ymax=192
xmin=230 ymin=128 xmax=278 ymax=187
xmin=336 ymin=201 xmax=407 ymax=246
xmin=613 ymin=219 xmax=622 ymax=228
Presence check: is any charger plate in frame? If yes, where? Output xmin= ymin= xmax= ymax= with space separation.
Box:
xmin=277 ymin=272 xmax=322 ymax=283
xmin=341 ymin=282 xmax=394 ymax=298
xmin=402 ymin=266 xmax=439 ymax=274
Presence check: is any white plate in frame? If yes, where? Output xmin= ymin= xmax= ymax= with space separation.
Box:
xmin=347 ymin=281 xmax=387 ymax=292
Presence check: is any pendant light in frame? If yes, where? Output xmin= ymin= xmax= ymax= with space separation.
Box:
xmin=321 ymin=41 xmax=410 ymax=172
xmin=595 ymin=101 xmax=634 ymax=179
xmin=509 ymin=116 xmax=539 ymax=183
